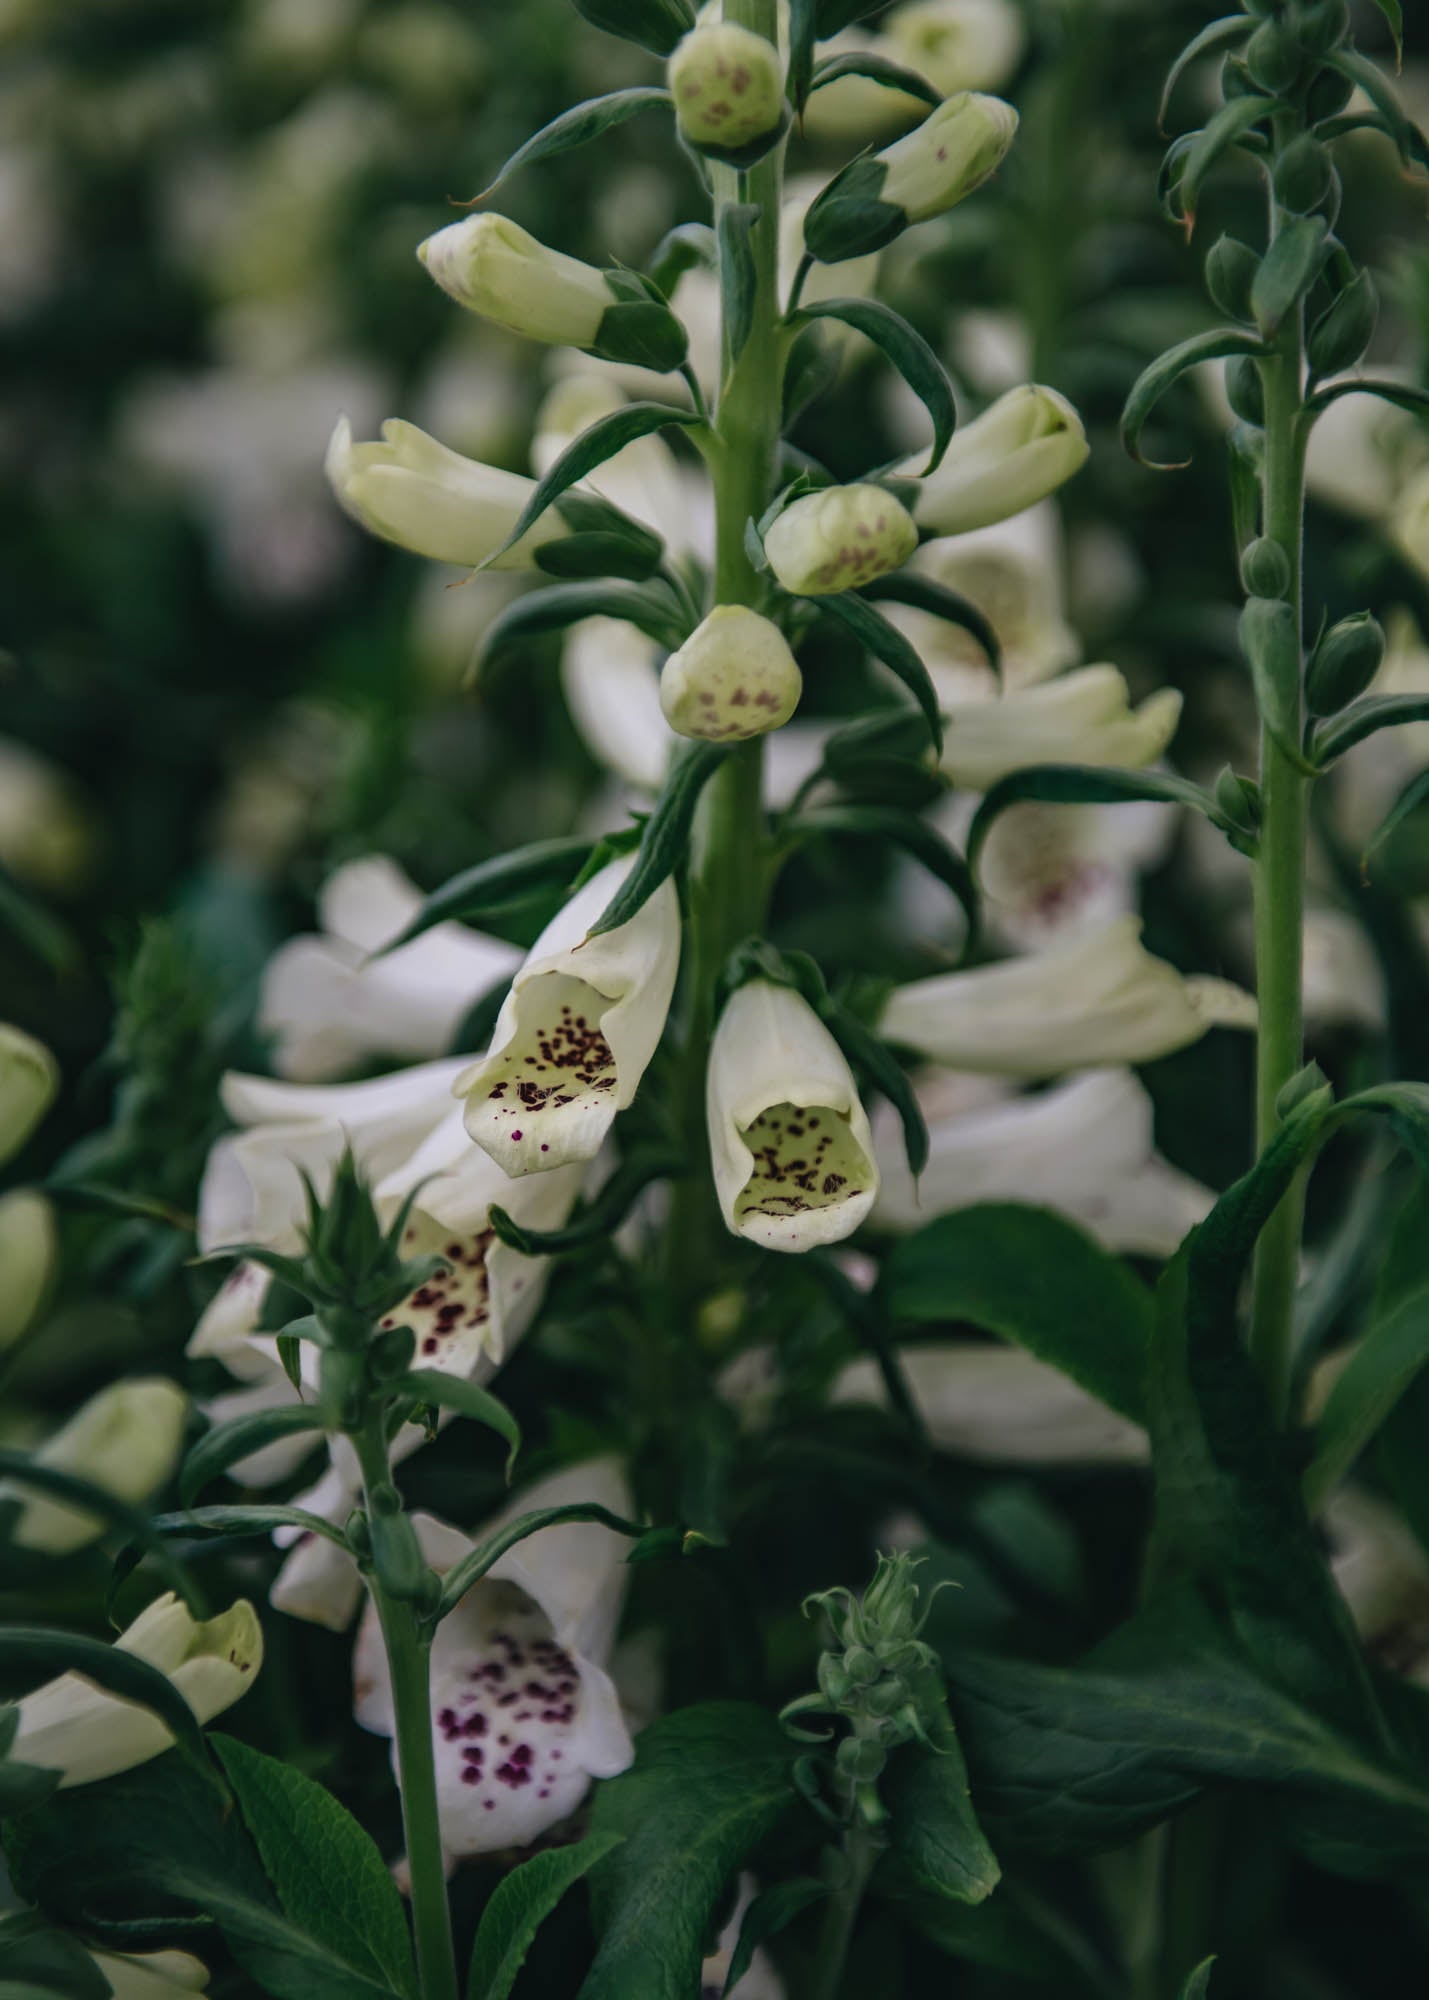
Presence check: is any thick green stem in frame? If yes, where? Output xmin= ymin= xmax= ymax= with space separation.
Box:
xmin=811 ymin=1822 xmax=879 ymax=2000
xmin=354 ymin=1427 xmax=459 ymax=2000
xmin=1247 ymin=171 xmax=1311 ymax=1430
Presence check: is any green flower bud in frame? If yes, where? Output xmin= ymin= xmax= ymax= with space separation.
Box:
xmin=1273 ymin=135 xmax=1334 ymax=215
xmin=1305 ymin=64 xmax=1354 ymax=122
xmin=1205 ymin=235 xmax=1260 ymax=321
xmin=763 ymin=483 xmax=918 ymax=595
xmin=660 ymin=605 xmax=802 ymax=741
xmin=1307 ymin=269 xmax=1377 ymax=379
xmin=371 ymin=1322 xmax=417 ymax=1381
xmin=1214 ymin=766 xmax=1261 ymax=838
xmin=369 ymin=1506 xmax=432 ymax=1602
xmin=818 ymin=1654 xmax=854 ymax=1707
xmin=0 ymin=1190 xmax=56 ymax=1349
xmin=864 ymin=1676 xmax=910 ymax=1718
xmin=1225 ymin=355 xmax=1265 ymax=428
xmin=668 ymin=23 xmax=785 ymax=159
xmin=804 ymin=91 xmax=1017 ymax=262
xmin=1295 ymin=0 xmax=1349 ymax=54
xmin=0 ymin=1024 xmax=57 ymax=1169
xmin=1241 ymin=536 xmax=1291 ymax=598
xmin=1305 ymin=611 xmax=1385 ymax=715
xmin=844 ymin=1645 xmax=881 ymax=1687
xmin=1245 ymin=20 xmax=1300 ymax=93
xmin=835 ymin=1734 xmax=886 ymax=1781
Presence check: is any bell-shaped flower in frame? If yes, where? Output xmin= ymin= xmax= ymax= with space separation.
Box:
xmin=419 ymin=215 xmax=618 ymax=351
xmin=258 ymin=854 xmax=521 ymax=1082
xmin=10 ymin=1593 xmax=262 ymax=1788
xmin=939 ymin=664 xmax=1183 ymax=790
xmin=870 ymin=1067 xmax=1212 ymax=1257
xmin=708 ymin=980 xmax=879 ymax=1253
xmin=908 ymin=384 xmax=1088 ymax=537
xmin=326 ymin=416 xmax=567 ymax=569
xmin=0 ymin=1188 xmax=56 ymax=1349
xmin=87 ymin=1949 xmax=210 ymax=1999
xmin=669 ymin=21 xmax=785 ymax=152
xmin=352 ymin=1460 xmax=636 ymax=1862
xmin=834 ymin=1342 xmax=1148 ymax=1464
xmin=0 ymin=1022 xmax=57 ymax=1167
xmin=880 ymin=916 xmax=1255 ymax=1076
xmin=660 ymin=605 xmax=802 ymax=741
xmin=881 ymin=0 xmax=1026 ymax=96
xmin=3 ymin=1378 xmax=189 ymax=1555
xmin=763 ymin=483 xmax=918 ymax=596
xmin=456 ymin=858 xmax=679 ymax=1177
xmin=888 ymin=508 xmax=1077 ymax=702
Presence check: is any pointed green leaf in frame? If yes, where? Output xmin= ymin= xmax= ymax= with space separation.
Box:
xmin=435 ymin=1502 xmax=646 ymax=1623
xmin=809 ymin=50 xmax=940 ymax=109
xmin=1304 ymin=1286 xmax=1429 ymax=1512
xmin=180 ymin=1407 xmax=324 ymax=1509
xmin=1121 ymin=329 xmax=1268 ymax=468
xmin=793 ymin=298 xmax=955 ymax=474
xmin=966 ymin=765 xmax=1236 ymax=875
xmin=717 ymin=203 xmax=760 ymax=365
xmin=378 ymin=838 xmax=592 ymax=954
xmin=1158 ymin=18 xmax=1251 ymax=131
xmin=467 ymin=89 xmax=671 ymax=205
xmin=1312 ymin=694 xmax=1429 ymax=767
xmin=400 ymin=1370 xmax=521 ymax=1479
xmin=587 ymin=742 xmax=729 ymax=937
xmin=860 ymin=571 xmax=999 ymax=674
xmin=816 ymin=591 xmax=943 ymax=755
xmin=468 ymin=1830 xmax=625 ymax=2000
xmin=1250 ymin=216 xmax=1328 ymax=337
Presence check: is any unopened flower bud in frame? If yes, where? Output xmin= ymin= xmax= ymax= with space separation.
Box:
xmin=818 ymin=1654 xmax=853 ymax=1706
xmin=1205 ymin=235 xmax=1259 ymax=322
xmin=1307 ymin=270 xmax=1377 ymax=379
xmin=0 ymin=1190 xmax=56 ymax=1349
xmin=659 ymin=605 xmax=802 ymax=740
xmin=668 ymin=22 xmax=785 ymax=158
xmin=804 ymin=91 xmax=1017 ymax=262
xmin=764 ymin=483 xmax=917 ymax=596
xmin=4 ymin=1379 xmax=188 ymax=1554
xmin=864 ymin=1675 xmax=910 ymax=1717
xmin=835 ymin=1734 xmax=886 ymax=1780
xmin=1245 ymin=20 xmax=1300 ymax=94
xmin=1241 ymin=536 xmax=1291 ymax=599
xmin=1225 ymin=355 xmax=1265 ymax=428
xmin=909 ymin=383 xmax=1088 ymax=536
xmin=0 ymin=1024 xmax=58 ymax=1168
xmin=1273 ymin=134 xmax=1334 ymax=214
xmin=1306 ymin=611 xmax=1385 ymax=715
xmin=844 ymin=1644 xmax=880 ymax=1686
xmin=1214 ymin=766 xmax=1262 ymax=839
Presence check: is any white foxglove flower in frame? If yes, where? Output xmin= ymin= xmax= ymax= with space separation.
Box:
xmin=419 ymin=215 xmax=612 ymax=349
xmin=881 ymin=0 xmax=1026 ymax=95
xmin=708 ymin=981 xmax=879 ymax=1253
xmin=763 ymin=484 xmax=918 ymax=596
xmin=669 ymin=22 xmax=785 ymax=152
xmin=871 ymin=1068 xmax=1212 ymax=1257
xmin=889 ymin=509 xmax=1077 ymax=702
xmin=834 ymin=1343 xmax=1148 ymax=1464
xmin=352 ymin=1461 xmax=635 ymax=1861
xmin=11 ymin=1593 xmax=262 ymax=1787
xmin=968 ymin=790 xmax=1175 ymax=950
xmin=0 ymin=1022 xmax=57 ymax=1167
xmin=259 ymin=853 xmax=521 ymax=1082
xmin=0 ymin=736 xmax=93 ymax=892
xmin=87 ymin=1950 xmax=209 ymax=2000
xmin=908 ymin=385 xmax=1089 ymax=537
xmin=939 ymin=665 xmax=1183 ymax=790
xmin=880 ymin=916 xmax=1256 ymax=1076
xmin=660 ymin=606 xmax=802 ymax=740
xmin=3 ymin=1379 xmax=188 ymax=1554
xmin=456 ymin=858 xmax=680 ymax=1177
xmin=805 ymin=92 xmax=1016 ymax=259
xmin=326 ymin=415 xmax=567 ymax=569
xmin=0 ymin=1188 xmax=56 ymax=1348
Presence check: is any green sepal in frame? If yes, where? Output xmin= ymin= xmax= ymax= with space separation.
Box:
xmin=802 ymin=156 xmax=904 ymax=265
xmin=570 ymin=0 xmax=694 ymax=57
xmin=814 ymin=591 xmax=944 ymax=756
xmin=488 ymin=1146 xmax=683 ymax=1257
xmin=587 ymin=741 xmax=729 ymax=937
xmin=1121 ymin=329 xmax=1268 ymax=468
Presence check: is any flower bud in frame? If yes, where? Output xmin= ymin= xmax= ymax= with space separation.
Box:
xmin=1307 ymin=270 xmax=1377 ymax=379
xmin=668 ymin=22 xmax=785 ymax=158
xmin=845 ymin=1644 xmax=881 ymax=1686
xmin=0 ymin=1190 xmax=57 ymax=1349
xmin=1205 ymin=235 xmax=1259 ymax=322
xmin=1225 ymin=355 xmax=1265 ymax=428
xmin=0 ymin=1023 xmax=58 ymax=1168
xmin=1305 ymin=611 xmax=1385 ymax=716
xmin=1241 ymin=535 xmax=1291 ymax=598
xmin=803 ymin=91 xmax=1017 ymax=262
xmin=1245 ymin=20 xmax=1300 ymax=93
xmin=1214 ymin=766 xmax=1262 ymax=840
xmin=836 ymin=1734 xmax=886 ymax=1781
xmin=1273 ymin=134 xmax=1334 ymax=214
xmin=659 ymin=605 xmax=802 ymax=740
xmin=4 ymin=1379 xmax=188 ymax=1554
xmin=763 ymin=483 xmax=917 ymax=596
xmin=909 ymin=384 xmax=1088 ymax=536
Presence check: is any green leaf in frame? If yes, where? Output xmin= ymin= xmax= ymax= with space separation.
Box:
xmin=1312 ymin=694 xmax=1429 ymax=767
xmin=790 ymin=805 xmax=978 ymax=949
xmin=1366 ymin=0 xmax=1403 ymax=63
xmin=569 ymin=0 xmax=693 ymax=57
xmin=434 ymin=1502 xmax=646 ymax=1623
xmin=859 ymin=572 xmax=1000 ymax=675
xmin=793 ymin=299 xmax=954 ymax=475
xmin=580 ymin=1704 xmax=800 ymax=2000
xmin=0 ymin=1628 xmax=212 ymax=1779
xmin=1176 ymin=95 xmax=1275 ymax=228
xmin=646 ymin=221 xmax=716 ymax=297
xmin=1181 ymin=1959 xmax=1217 ymax=2000
xmin=966 ymin=765 xmax=1238 ymax=876
xmin=721 ymin=1877 xmax=827 ymax=1996
xmin=476 ymin=403 xmax=709 ymax=573
xmin=467 ymin=88 xmax=671 ymax=204
xmin=0 ymin=1452 xmax=199 ymax=1610
xmin=884 ymin=1661 xmax=1000 ymax=1906
xmin=1362 ymin=768 xmax=1429 ymax=880
xmin=788 ymin=0 xmax=818 ymax=109
xmin=586 ymin=742 xmax=728 ymax=937
xmin=488 ymin=1147 xmax=683 ymax=1256
xmin=1306 ymin=377 xmax=1429 ymax=422
xmin=1121 ymin=328 xmax=1268 ymax=468
xmin=1304 ymin=1286 xmax=1429 ymax=1512
xmin=1322 ymin=49 xmax=1427 ymax=170
xmin=883 ymin=1203 xmax=1154 ymax=1423
xmin=399 ymin=1370 xmax=521 ymax=1479
xmin=467 ymin=1830 xmax=624 ymax=2000
xmin=0 ymin=872 xmax=79 ymax=976
xmin=147 ymin=1503 xmax=352 ymax=1547
xmin=179 ymin=1406 xmax=325 ymax=1509
xmin=808 ymin=50 xmax=940 ymax=109
xmin=1158 ymin=17 xmax=1251 ymax=131
xmin=815 ymin=591 xmax=943 ymax=756
xmin=479 ymin=579 xmax=690 ymax=670
xmin=717 ymin=203 xmax=760 ymax=365
xmin=214 ymin=1737 xmax=418 ymax=2000
xmin=377 ymin=838 xmax=591 ymax=954
xmin=1250 ymin=216 xmax=1328 ymax=337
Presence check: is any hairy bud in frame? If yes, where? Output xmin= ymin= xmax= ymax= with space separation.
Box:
xmin=659 ymin=605 xmax=802 ymax=741
xmin=763 ymin=483 xmax=918 ymax=595
xmin=1305 ymin=611 xmax=1385 ymax=716
xmin=1225 ymin=355 xmax=1265 ymax=428
xmin=1205 ymin=235 xmax=1259 ymax=321
xmin=1241 ymin=536 xmax=1291 ymax=599
xmin=1307 ymin=270 xmax=1377 ymax=379
xmin=668 ymin=22 xmax=785 ymax=158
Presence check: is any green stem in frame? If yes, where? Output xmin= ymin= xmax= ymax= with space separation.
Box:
xmin=1247 ymin=147 xmax=1312 ymax=1431
xmin=354 ymin=1426 xmax=459 ymax=2000
xmin=811 ymin=1822 xmax=879 ymax=2000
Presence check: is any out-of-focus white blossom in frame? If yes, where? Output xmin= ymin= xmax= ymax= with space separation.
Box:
xmin=0 ymin=737 xmax=94 ymax=892
xmin=3 ymin=1379 xmax=188 ymax=1554
xmin=939 ymin=665 xmax=1183 ymax=790
xmin=0 ymin=1023 xmax=57 ymax=1167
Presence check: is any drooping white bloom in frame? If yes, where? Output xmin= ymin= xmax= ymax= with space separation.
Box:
xmin=87 ymin=1949 xmax=210 ymax=1999
xmin=763 ymin=483 xmax=918 ymax=596
xmin=876 ymin=91 xmax=1018 ymax=224
xmin=0 ymin=1023 xmax=57 ymax=1167
xmin=880 ymin=916 xmax=1256 ymax=1076
xmin=11 ymin=1593 xmax=262 ymax=1787
xmin=456 ymin=858 xmax=680 ymax=1177
xmin=939 ymin=665 xmax=1183 ymax=790
xmin=0 ymin=736 xmax=93 ymax=892
xmin=871 ymin=1068 xmax=1212 ymax=1257
xmin=325 ymin=415 xmax=566 ymax=569
xmin=3 ymin=1378 xmax=189 ymax=1554
xmin=660 ymin=605 xmax=802 ymax=741
xmin=834 ymin=1343 xmax=1148 ymax=1464
xmin=969 ymin=790 xmax=1176 ymax=950
xmin=669 ymin=21 xmax=785 ymax=151
xmin=418 ymin=215 xmax=613 ymax=349
xmin=0 ymin=1188 xmax=56 ymax=1348
xmin=888 ymin=508 xmax=1078 ymax=701
xmin=352 ymin=1460 xmax=636 ymax=1861
xmin=708 ymin=980 xmax=879 ymax=1253
xmin=881 ymin=0 xmax=1026 ymax=95
xmin=259 ymin=853 xmax=521 ymax=1082
xmin=908 ymin=385 xmax=1089 ymax=537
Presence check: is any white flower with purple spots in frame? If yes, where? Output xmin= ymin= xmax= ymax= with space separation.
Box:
xmin=455 ymin=857 xmax=679 ymax=1178
xmin=707 ymin=980 xmax=879 ymax=1254
xmin=352 ymin=1461 xmax=635 ymax=1862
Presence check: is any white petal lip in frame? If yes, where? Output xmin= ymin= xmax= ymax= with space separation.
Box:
xmin=12 ymin=1594 xmax=262 ymax=1786
xmin=939 ymin=666 xmax=1183 ymax=791
xmin=326 ymin=415 xmax=563 ymax=570
xmin=880 ymin=916 xmax=1256 ymax=1077
xmin=907 ymin=383 xmax=1088 ymax=537
xmin=456 ymin=857 xmax=680 ymax=1177
xmin=708 ymin=981 xmax=879 ymax=1253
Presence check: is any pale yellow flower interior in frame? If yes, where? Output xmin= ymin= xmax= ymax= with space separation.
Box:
xmin=734 ymin=1101 xmax=874 ymax=1226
